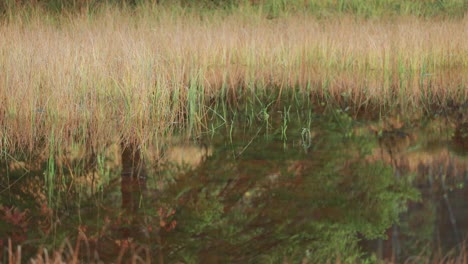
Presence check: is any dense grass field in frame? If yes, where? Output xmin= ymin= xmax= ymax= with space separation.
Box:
xmin=0 ymin=0 xmax=466 ymax=153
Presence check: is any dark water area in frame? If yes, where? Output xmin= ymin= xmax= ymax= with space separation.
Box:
xmin=0 ymin=105 xmax=467 ymax=263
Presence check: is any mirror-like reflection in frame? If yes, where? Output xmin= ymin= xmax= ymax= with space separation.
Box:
xmin=0 ymin=104 xmax=467 ymax=263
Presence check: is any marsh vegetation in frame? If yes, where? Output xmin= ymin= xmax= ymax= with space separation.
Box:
xmin=0 ymin=0 xmax=467 ymax=263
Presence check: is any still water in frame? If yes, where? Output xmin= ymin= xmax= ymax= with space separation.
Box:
xmin=1 ymin=107 xmax=467 ymax=263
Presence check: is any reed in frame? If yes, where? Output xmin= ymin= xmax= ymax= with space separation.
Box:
xmin=0 ymin=3 xmax=466 ymax=154
xmin=1 ymin=0 xmax=465 ymax=18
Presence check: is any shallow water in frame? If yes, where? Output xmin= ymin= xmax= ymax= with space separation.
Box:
xmin=0 ymin=107 xmax=467 ymax=263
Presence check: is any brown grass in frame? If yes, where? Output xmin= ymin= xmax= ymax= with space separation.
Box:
xmin=0 ymin=5 xmax=466 ymax=153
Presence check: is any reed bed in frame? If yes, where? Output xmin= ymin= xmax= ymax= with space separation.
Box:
xmin=0 ymin=4 xmax=466 ymax=154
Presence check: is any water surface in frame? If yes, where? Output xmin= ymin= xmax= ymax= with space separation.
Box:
xmin=1 ymin=107 xmax=467 ymax=263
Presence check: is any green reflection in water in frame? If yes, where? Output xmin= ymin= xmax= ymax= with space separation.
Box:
xmin=0 ymin=102 xmax=429 ymax=263
xmin=154 ymin=107 xmax=419 ymax=263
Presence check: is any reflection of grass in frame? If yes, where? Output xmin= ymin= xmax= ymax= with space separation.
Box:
xmin=7 ymin=238 xmax=468 ymax=264
xmin=0 ymin=3 xmax=466 ymax=154
xmin=45 ymin=131 xmax=56 ymax=207
xmin=1 ymin=102 xmax=466 ymax=262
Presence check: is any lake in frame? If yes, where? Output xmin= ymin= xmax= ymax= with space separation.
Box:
xmin=1 ymin=104 xmax=467 ymax=263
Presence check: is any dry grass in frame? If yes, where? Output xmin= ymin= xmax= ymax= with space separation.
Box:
xmin=0 ymin=4 xmax=466 ymax=154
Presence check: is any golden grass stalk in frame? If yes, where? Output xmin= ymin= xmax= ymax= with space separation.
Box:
xmin=0 ymin=5 xmax=466 ymax=153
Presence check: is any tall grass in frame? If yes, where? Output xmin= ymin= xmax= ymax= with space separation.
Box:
xmin=0 ymin=3 xmax=466 ymax=154
xmin=1 ymin=0 xmax=466 ymax=18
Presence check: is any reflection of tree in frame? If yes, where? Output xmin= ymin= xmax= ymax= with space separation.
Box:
xmin=158 ymin=110 xmax=419 ymax=263
xmin=0 ymin=106 xmax=439 ymax=262
xmin=363 ymin=117 xmax=468 ymax=261
xmin=0 ymin=155 xmax=53 ymax=260
xmin=395 ymin=157 xmax=468 ymax=261
xmin=453 ymin=102 xmax=467 ymax=150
